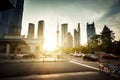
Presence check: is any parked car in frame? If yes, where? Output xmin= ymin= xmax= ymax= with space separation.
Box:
xmin=23 ymin=54 xmax=36 ymax=59
xmin=75 ymin=53 xmax=82 ymax=57
xmin=72 ymin=52 xmax=85 ymax=57
xmin=101 ymin=53 xmax=119 ymax=60
xmin=80 ymin=53 xmax=85 ymax=57
xmin=83 ymin=54 xmax=99 ymax=61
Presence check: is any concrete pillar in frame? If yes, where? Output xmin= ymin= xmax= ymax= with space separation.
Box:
xmin=30 ymin=45 xmax=35 ymax=53
xmin=6 ymin=44 xmax=10 ymax=54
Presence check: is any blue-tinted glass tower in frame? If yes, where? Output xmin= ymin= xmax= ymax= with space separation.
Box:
xmin=0 ymin=0 xmax=24 ymax=38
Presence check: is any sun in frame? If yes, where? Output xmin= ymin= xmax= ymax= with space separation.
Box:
xmin=81 ymin=34 xmax=87 ymax=45
xmin=43 ymin=38 xmax=56 ymax=51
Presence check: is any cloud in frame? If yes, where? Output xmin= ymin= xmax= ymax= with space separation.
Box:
xmin=97 ymin=13 xmax=120 ymax=40
xmin=99 ymin=0 xmax=120 ymax=20
xmin=106 ymin=0 xmax=120 ymax=16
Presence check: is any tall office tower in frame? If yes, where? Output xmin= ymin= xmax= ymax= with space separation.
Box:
xmin=27 ymin=23 xmax=35 ymax=38
xmin=74 ymin=29 xmax=78 ymax=47
xmin=61 ymin=23 xmax=68 ymax=48
xmin=56 ymin=20 xmax=60 ymax=48
xmin=74 ymin=23 xmax=81 ymax=48
xmin=101 ymin=25 xmax=112 ymax=44
xmin=67 ymin=32 xmax=73 ymax=48
xmin=77 ymin=23 xmax=80 ymax=45
xmin=0 ymin=0 xmax=24 ymax=38
xmin=87 ymin=22 xmax=96 ymax=43
xmin=38 ymin=20 xmax=44 ymax=39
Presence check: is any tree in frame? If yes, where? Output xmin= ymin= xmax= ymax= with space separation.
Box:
xmin=88 ymin=35 xmax=101 ymax=52
xmin=101 ymin=28 xmax=115 ymax=53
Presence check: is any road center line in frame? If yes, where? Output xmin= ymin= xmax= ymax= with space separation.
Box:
xmin=69 ymin=60 xmax=99 ymax=71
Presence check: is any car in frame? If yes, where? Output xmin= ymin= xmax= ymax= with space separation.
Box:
xmin=101 ymin=53 xmax=119 ymax=60
xmin=72 ymin=53 xmax=82 ymax=57
xmin=80 ymin=53 xmax=85 ymax=57
xmin=23 ymin=54 xmax=36 ymax=59
xmin=83 ymin=54 xmax=99 ymax=61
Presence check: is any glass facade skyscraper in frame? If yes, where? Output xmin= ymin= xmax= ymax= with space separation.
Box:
xmin=0 ymin=0 xmax=24 ymax=38
xmin=87 ymin=22 xmax=96 ymax=43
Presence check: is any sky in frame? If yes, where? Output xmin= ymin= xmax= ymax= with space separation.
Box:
xmin=22 ymin=0 xmax=120 ymax=50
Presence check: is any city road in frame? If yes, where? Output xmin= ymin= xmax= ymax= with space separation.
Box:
xmin=0 ymin=55 xmax=118 ymax=80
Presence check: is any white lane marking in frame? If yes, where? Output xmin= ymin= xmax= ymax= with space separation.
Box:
xmin=69 ymin=60 xmax=99 ymax=71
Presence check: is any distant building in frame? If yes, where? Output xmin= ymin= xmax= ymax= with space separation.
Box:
xmin=0 ymin=0 xmax=24 ymax=38
xmin=36 ymin=20 xmax=45 ymax=51
xmin=61 ymin=23 xmax=68 ymax=48
xmin=101 ymin=25 xmax=112 ymax=44
xmin=74 ymin=29 xmax=79 ymax=47
xmin=24 ymin=21 xmax=44 ymax=53
xmin=67 ymin=32 xmax=73 ymax=48
xmin=27 ymin=23 xmax=35 ymax=39
xmin=87 ymin=22 xmax=96 ymax=43
xmin=74 ymin=23 xmax=80 ymax=48
xmin=37 ymin=20 xmax=44 ymax=39
xmin=77 ymin=23 xmax=80 ymax=45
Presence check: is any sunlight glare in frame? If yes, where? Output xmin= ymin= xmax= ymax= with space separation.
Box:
xmin=43 ymin=38 xmax=56 ymax=51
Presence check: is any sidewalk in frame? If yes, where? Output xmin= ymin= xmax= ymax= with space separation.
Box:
xmin=0 ymin=58 xmax=65 ymax=63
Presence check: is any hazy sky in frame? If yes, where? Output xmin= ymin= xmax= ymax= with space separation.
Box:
xmin=22 ymin=0 xmax=120 ymax=49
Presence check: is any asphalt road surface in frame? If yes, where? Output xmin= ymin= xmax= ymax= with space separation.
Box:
xmin=0 ymin=56 xmax=119 ymax=80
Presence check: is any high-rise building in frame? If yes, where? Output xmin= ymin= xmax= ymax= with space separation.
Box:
xmin=61 ymin=23 xmax=68 ymax=48
xmin=0 ymin=0 xmax=24 ymax=38
xmin=74 ymin=23 xmax=80 ymax=48
xmin=77 ymin=23 xmax=80 ymax=46
xmin=87 ymin=22 xmax=96 ymax=43
xmin=74 ymin=29 xmax=77 ymax=47
xmin=37 ymin=20 xmax=44 ymax=39
xmin=67 ymin=32 xmax=73 ymax=48
xmin=0 ymin=0 xmax=26 ymax=54
xmin=27 ymin=23 xmax=35 ymax=38
xmin=24 ymin=21 xmax=44 ymax=53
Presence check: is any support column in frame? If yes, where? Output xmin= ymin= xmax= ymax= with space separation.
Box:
xmin=6 ymin=44 xmax=10 ymax=54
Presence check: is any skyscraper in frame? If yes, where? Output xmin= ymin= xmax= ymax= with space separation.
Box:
xmin=74 ymin=23 xmax=81 ymax=48
xmin=74 ymin=29 xmax=78 ymax=47
xmin=27 ymin=23 xmax=35 ymax=38
xmin=87 ymin=22 xmax=96 ymax=43
xmin=37 ymin=20 xmax=44 ymax=39
xmin=0 ymin=0 xmax=24 ymax=38
xmin=67 ymin=32 xmax=73 ymax=48
xmin=61 ymin=23 xmax=68 ymax=48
